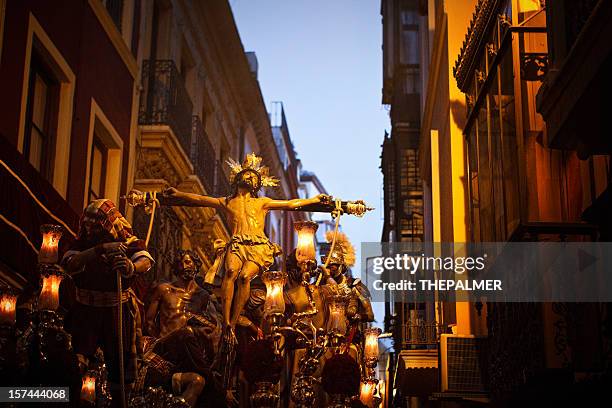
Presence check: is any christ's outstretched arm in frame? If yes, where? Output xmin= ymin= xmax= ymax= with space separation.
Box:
xmin=159 ymin=187 xmax=223 ymax=209
xmin=263 ymin=194 xmax=330 ymax=210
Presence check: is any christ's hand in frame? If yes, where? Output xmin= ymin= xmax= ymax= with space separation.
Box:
xmin=163 ymin=186 xmax=179 ymax=198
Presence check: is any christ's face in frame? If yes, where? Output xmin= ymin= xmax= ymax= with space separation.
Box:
xmin=238 ymin=170 xmax=259 ymax=191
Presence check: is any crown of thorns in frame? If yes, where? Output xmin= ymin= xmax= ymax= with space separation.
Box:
xmin=226 ymin=153 xmax=279 ymax=188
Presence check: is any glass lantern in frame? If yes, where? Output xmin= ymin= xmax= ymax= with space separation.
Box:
xmin=294 ymin=221 xmax=318 ymax=265
xmin=364 ymin=327 xmax=382 ymax=363
xmin=326 ymin=295 xmax=348 ymax=336
xmin=262 ymin=270 xmax=287 ymax=317
xmin=359 ymin=379 xmax=377 ymax=407
xmin=38 ymin=271 xmax=64 ymax=311
xmin=80 ymin=371 xmax=96 ymax=403
xmin=0 ymin=289 xmax=17 ymax=326
xmin=39 ymin=224 xmax=63 ymax=264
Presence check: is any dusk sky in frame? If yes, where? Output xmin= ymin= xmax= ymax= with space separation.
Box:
xmin=230 ymin=0 xmax=389 ymax=325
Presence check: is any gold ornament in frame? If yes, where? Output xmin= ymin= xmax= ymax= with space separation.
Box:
xmin=323 ymin=231 xmax=355 ymax=267
xmin=226 ymin=153 xmax=280 ymax=187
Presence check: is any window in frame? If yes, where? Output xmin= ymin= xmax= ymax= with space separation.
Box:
xmin=19 ymin=14 xmax=76 ymax=198
xmin=88 ymin=138 xmax=107 ymax=201
xmin=400 ymin=29 xmax=419 ymax=65
xmin=85 ymin=100 xmax=124 ymax=206
xmin=24 ymin=53 xmax=59 ymax=179
xmin=399 ymin=2 xmax=420 ymax=66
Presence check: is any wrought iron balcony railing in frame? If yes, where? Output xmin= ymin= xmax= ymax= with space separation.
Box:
xmin=139 ymin=60 xmax=194 ymax=157
xmin=215 ymin=163 xmax=231 ymax=197
xmin=191 ymin=116 xmax=215 ymax=194
xmin=402 ymin=320 xmax=441 ymax=347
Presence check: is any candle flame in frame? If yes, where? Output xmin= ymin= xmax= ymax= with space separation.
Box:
xmin=364 ymin=329 xmax=380 ymax=360
xmin=262 ymin=271 xmax=287 ymax=316
xmin=39 ymin=274 xmax=64 ymax=311
xmin=360 ymin=381 xmax=376 ymax=406
xmin=80 ymin=375 xmax=96 ymax=402
xmin=0 ymin=294 xmax=17 ymax=326
xmin=294 ymin=221 xmax=318 ymax=263
xmin=39 ymin=225 xmax=63 ymax=264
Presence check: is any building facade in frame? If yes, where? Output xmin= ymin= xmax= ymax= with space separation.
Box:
xmin=383 ymin=0 xmax=612 ymax=406
xmin=380 ymin=1 xmax=438 ymax=405
xmin=129 ymin=0 xmax=308 ymax=281
xmin=0 ymin=0 xmax=321 ymax=307
xmin=0 ymin=0 xmax=139 ymax=292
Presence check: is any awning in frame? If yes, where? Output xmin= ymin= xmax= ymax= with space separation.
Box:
xmin=394 ymin=349 xmax=439 ymax=397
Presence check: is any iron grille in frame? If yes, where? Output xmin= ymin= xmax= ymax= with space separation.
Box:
xmin=139 ymin=60 xmax=194 ymax=157
xmin=191 ymin=116 xmax=215 ymax=194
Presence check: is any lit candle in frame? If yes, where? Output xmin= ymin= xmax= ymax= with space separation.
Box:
xmin=0 ymin=292 xmax=17 ymax=326
xmin=294 ymin=221 xmax=318 ymax=264
xmin=326 ymin=295 xmax=348 ymax=335
xmin=80 ymin=372 xmax=96 ymax=403
xmin=38 ymin=272 xmax=64 ymax=311
xmin=262 ymin=271 xmax=287 ymax=316
xmin=364 ymin=327 xmax=382 ymax=362
xmin=360 ymin=379 xmax=376 ymax=407
xmin=39 ymin=225 xmax=63 ymax=264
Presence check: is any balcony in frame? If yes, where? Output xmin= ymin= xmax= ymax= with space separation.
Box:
xmin=395 ymin=319 xmax=441 ymax=398
xmin=139 ymin=60 xmax=194 ymax=157
xmin=191 ymin=116 xmax=215 ymax=194
xmin=215 ymin=163 xmax=231 ymax=197
xmin=402 ymin=320 xmax=440 ymax=348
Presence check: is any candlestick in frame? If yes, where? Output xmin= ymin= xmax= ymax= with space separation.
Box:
xmin=364 ymin=327 xmax=382 ymax=366
xmin=262 ymin=270 xmax=287 ymax=317
xmin=326 ymin=295 xmax=348 ymax=337
xmin=359 ymin=379 xmax=377 ymax=407
xmin=0 ymin=289 xmax=17 ymax=327
xmin=80 ymin=371 xmax=96 ymax=403
xmin=294 ymin=221 xmax=318 ymax=265
xmin=39 ymin=225 xmax=63 ymax=264
xmin=38 ymin=268 xmax=64 ymax=311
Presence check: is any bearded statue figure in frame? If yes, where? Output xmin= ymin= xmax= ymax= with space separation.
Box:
xmin=142 ymin=249 xmax=228 ymax=407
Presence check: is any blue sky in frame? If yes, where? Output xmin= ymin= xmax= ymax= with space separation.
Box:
xmin=230 ymin=0 xmax=389 ymax=325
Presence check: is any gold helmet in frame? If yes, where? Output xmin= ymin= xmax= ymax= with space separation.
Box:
xmin=226 ymin=153 xmax=280 ymax=191
xmin=321 ymin=231 xmax=355 ymax=268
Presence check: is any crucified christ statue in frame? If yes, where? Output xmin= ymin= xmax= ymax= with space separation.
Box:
xmin=142 ymin=154 xmax=329 ymax=341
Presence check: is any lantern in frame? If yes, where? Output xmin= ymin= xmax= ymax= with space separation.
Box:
xmin=38 ymin=271 xmax=64 ymax=311
xmin=39 ymin=225 xmax=63 ymax=264
xmin=80 ymin=371 xmax=96 ymax=403
xmin=294 ymin=221 xmax=318 ymax=265
xmin=262 ymin=271 xmax=287 ymax=317
xmin=359 ymin=379 xmax=377 ymax=407
xmin=364 ymin=327 xmax=382 ymax=363
xmin=326 ymin=295 xmax=348 ymax=336
xmin=0 ymin=290 xmax=17 ymax=327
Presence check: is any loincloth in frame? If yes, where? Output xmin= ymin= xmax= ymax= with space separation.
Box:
xmin=227 ymin=233 xmax=282 ymax=270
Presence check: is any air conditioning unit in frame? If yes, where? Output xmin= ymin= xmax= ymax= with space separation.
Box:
xmin=440 ymin=334 xmax=487 ymax=393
